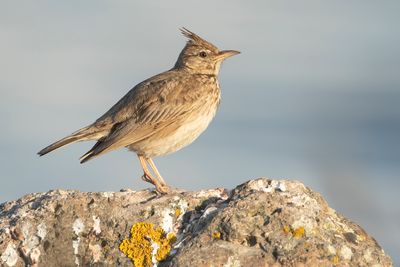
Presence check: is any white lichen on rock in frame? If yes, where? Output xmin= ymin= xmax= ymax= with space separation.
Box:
xmin=102 ymin=192 xmax=115 ymax=198
xmin=36 ymin=223 xmax=47 ymax=240
xmin=92 ymin=216 xmax=101 ymax=235
xmin=340 ymin=245 xmax=353 ymax=260
xmin=73 ymin=218 xmax=85 ymax=235
xmin=160 ymin=208 xmax=174 ymax=233
xmin=151 ymin=240 xmax=160 ymax=266
xmin=194 ymin=188 xmax=227 ymax=199
xmin=22 ymin=226 xmax=40 ymax=251
xmin=1 ymin=243 xmax=18 ymax=266
xmin=72 ymin=239 xmax=80 ymax=265
xmin=247 ymin=178 xmax=287 ymax=193
xmin=72 ymin=218 xmax=85 ymax=266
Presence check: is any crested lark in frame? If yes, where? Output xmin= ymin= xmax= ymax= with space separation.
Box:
xmin=38 ymin=28 xmax=240 ymax=193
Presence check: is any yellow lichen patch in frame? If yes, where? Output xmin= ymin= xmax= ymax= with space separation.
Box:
xmin=212 ymin=231 xmax=221 ymax=239
xmin=119 ymin=222 xmax=176 ymax=267
xmin=174 ymin=208 xmax=181 ymax=218
xmin=332 ymin=255 xmax=340 ymax=265
xmin=282 ymin=225 xmax=305 ymax=239
xmin=167 ymin=232 xmax=177 ymax=244
xmin=292 ymin=226 xmax=305 ymax=238
xmin=283 ymin=224 xmax=291 ymax=235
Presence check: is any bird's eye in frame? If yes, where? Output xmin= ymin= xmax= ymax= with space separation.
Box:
xmin=199 ymin=51 xmax=207 ymax=58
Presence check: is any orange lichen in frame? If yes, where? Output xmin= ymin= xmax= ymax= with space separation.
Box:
xmin=174 ymin=208 xmax=181 ymax=218
xmin=332 ymin=255 xmax=340 ymax=265
xmin=292 ymin=226 xmax=305 ymax=238
xmin=283 ymin=225 xmax=306 ymax=239
xmin=166 ymin=232 xmax=177 ymax=244
xmin=212 ymin=231 xmax=221 ymax=239
xmin=283 ymin=224 xmax=291 ymax=235
xmin=119 ymin=222 xmax=176 ymax=267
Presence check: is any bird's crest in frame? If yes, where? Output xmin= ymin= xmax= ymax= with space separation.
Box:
xmin=180 ymin=27 xmax=218 ymax=52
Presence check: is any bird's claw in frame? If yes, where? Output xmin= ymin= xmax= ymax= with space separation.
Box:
xmin=141 ymin=173 xmax=170 ymax=194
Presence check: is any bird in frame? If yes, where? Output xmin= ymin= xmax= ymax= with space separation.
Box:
xmin=38 ymin=28 xmax=240 ymax=193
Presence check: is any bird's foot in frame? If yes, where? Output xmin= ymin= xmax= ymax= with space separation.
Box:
xmin=141 ymin=173 xmax=170 ymax=194
xmin=155 ymin=183 xmax=171 ymax=194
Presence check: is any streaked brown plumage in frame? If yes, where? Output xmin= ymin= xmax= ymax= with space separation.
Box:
xmin=38 ymin=28 xmax=239 ymax=193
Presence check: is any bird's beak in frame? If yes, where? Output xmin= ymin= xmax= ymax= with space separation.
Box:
xmin=216 ymin=50 xmax=241 ymax=61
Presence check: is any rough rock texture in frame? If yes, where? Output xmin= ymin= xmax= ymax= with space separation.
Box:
xmin=0 ymin=178 xmax=392 ymax=267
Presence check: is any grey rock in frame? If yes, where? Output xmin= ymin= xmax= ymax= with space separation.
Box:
xmin=0 ymin=178 xmax=392 ymax=267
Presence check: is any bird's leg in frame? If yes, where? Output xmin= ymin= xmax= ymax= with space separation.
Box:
xmin=138 ymin=155 xmax=154 ymax=184
xmin=146 ymin=158 xmax=170 ymax=194
xmin=138 ymin=155 xmax=170 ymax=194
xmin=146 ymin=158 xmax=168 ymax=186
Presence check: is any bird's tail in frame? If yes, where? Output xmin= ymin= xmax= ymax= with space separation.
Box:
xmin=37 ymin=125 xmax=103 ymax=156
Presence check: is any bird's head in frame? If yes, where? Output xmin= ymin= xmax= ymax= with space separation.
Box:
xmin=174 ymin=28 xmax=240 ymax=76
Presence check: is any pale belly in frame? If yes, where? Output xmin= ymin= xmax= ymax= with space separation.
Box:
xmin=128 ymin=110 xmax=217 ymax=158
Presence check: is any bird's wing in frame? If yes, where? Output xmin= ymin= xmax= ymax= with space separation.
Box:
xmin=81 ymin=71 xmax=213 ymax=162
xmin=95 ymin=70 xmax=189 ymax=123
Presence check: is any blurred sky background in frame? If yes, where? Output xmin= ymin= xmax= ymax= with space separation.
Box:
xmin=1 ymin=0 xmax=399 ymax=264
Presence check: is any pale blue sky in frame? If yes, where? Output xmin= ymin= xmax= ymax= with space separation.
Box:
xmin=1 ymin=1 xmax=399 ymax=263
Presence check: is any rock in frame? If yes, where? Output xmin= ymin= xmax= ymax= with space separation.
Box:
xmin=0 ymin=178 xmax=392 ymax=267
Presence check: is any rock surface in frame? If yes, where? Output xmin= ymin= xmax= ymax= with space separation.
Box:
xmin=0 ymin=178 xmax=392 ymax=267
